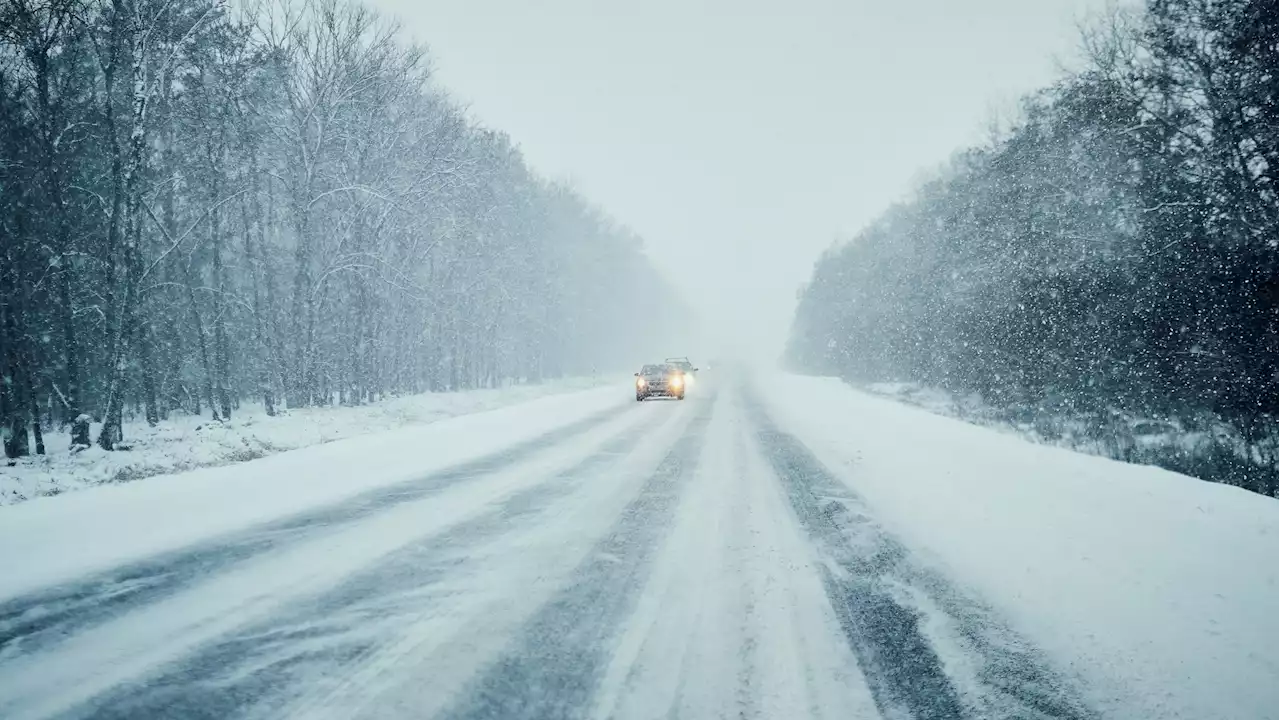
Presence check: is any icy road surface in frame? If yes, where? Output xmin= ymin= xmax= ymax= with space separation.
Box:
xmin=0 ymin=373 xmax=1273 ymax=720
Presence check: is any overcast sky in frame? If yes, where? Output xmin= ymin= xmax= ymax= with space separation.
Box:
xmin=371 ymin=0 xmax=1111 ymax=360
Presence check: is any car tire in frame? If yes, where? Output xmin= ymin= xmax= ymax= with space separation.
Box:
xmin=677 ymin=393 xmax=685 ymax=400
xmin=636 ymin=393 xmax=645 ymax=402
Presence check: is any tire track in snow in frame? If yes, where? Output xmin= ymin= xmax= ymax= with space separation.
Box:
xmin=584 ymin=389 xmax=751 ymax=720
xmin=0 ymin=403 xmax=628 ymax=663
xmin=744 ymin=391 xmax=1096 ymax=720
xmin=0 ymin=402 xmax=660 ymax=720
xmin=437 ymin=400 xmax=714 ymax=720
xmin=64 ymin=426 xmax=652 ymax=720
xmin=588 ymin=385 xmax=877 ymax=720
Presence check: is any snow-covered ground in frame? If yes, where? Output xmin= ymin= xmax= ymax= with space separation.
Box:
xmin=761 ymin=373 xmax=1278 ymax=720
xmin=0 ymin=370 xmax=1272 ymax=720
xmin=0 ymin=376 xmax=611 ymax=506
xmin=0 ymin=382 xmax=631 ymax=600
xmin=862 ymin=380 xmax=1276 ymax=494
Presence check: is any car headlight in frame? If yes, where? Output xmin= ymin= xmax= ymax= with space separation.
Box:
xmin=636 ymin=377 xmax=647 ymax=387
xmin=669 ymin=374 xmax=683 ymax=388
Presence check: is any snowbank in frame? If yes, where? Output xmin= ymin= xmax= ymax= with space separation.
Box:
xmin=757 ymin=373 xmax=1278 ymax=720
xmin=0 ymin=382 xmax=631 ymax=600
xmin=862 ymin=380 xmax=1276 ymax=496
xmin=0 ymin=377 xmax=609 ymax=506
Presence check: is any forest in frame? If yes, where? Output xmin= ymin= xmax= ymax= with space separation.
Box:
xmin=787 ymin=0 xmax=1277 ymax=495
xmin=0 ymin=0 xmax=689 ymax=455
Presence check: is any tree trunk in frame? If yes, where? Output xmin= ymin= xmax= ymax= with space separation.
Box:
xmin=97 ymin=23 xmax=125 ymax=449
xmin=184 ymin=263 xmax=219 ymax=421
xmin=28 ymin=368 xmax=45 ymax=456
xmin=29 ymin=39 xmax=83 ymax=436
xmin=289 ymin=204 xmax=312 ymax=407
xmin=138 ymin=314 xmax=159 ymax=426
xmin=263 ymin=174 xmax=288 ymax=408
xmin=2 ymin=301 xmax=30 ymax=459
xmin=243 ymin=173 xmax=275 ymax=416
xmin=103 ymin=0 xmax=154 ymax=448
xmin=17 ymin=250 xmax=44 ymax=456
xmin=211 ymin=181 xmax=232 ymax=420
xmin=58 ymin=270 xmax=80 ymax=430
xmin=160 ymin=143 xmax=184 ymax=418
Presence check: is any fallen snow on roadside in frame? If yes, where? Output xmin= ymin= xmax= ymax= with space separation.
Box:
xmin=862 ymin=380 xmax=1274 ymax=492
xmin=0 ymin=382 xmax=631 ymax=600
xmin=0 ymin=377 xmax=611 ymax=506
xmin=757 ymin=373 xmax=1278 ymax=720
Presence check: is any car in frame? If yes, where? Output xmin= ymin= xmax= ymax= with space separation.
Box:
xmin=664 ymin=356 xmax=698 ymax=389
xmin=664 ymin=357 xmax=697 ymax=375
xmin=635 ymin=363 xmax=686 ymax=401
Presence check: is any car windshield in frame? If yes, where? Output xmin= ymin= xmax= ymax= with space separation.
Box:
xmin=0 ymin=1 xmax=1271 ymax=718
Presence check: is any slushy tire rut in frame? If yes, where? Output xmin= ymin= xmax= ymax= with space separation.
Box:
xmin=67 ymin=430 xmax=649 ymax=720
xmin=440 ymin=408 xmax=713 ymax=720
xmin=745 ymin=391 xmax=1095 ymax=720
xmin=0 ymin=404 xmax=627 ymax=663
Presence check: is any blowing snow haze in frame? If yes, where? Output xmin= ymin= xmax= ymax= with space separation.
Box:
xmin=379 ymin=0 xmax=1115 ymax=358
xmin=0 ymin=0 xmax=1275 ymax=719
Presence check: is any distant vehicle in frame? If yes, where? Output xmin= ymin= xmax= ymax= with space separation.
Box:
xmin=635 ymin=363 xmax=685 ymax=401
xmin=665 ymin=357 xmax=697 ymax=375
xmin=664 ymin=356 xmax=698 ymax=389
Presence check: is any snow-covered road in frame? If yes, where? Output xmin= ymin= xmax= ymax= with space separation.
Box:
xmin=0 ymin=372 xmax=1273 ymax=720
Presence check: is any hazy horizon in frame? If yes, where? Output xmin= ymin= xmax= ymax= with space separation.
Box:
xmin=368 ymin=0 xmax=1113 ymax=362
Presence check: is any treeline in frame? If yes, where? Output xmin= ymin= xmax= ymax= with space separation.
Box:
xmin=787 ymin=0 xmax=1277 ymax=494
xmin=0 ymin=0 xmax=688 ymax=455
